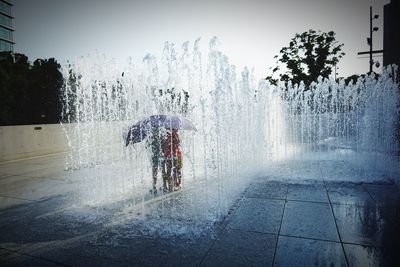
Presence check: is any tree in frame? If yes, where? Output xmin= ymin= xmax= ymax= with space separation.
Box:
xmin=0 ymin=52 xmax=31 ymax=124
xmin=29 ymin=58 xmax=63 ymax=124
xmin=266 ymin=29 xmax=345 ymax=87
xmin=0 ymin=52 xmax=63 ymax=125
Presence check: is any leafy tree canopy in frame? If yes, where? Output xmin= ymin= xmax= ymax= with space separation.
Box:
xmin=0 ymin=52 xmax=63 ymax=125
xmin=266 ymin=29 xmax=345 ymax=87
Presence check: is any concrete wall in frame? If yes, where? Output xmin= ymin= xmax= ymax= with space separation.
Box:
xmin=0 ymin=124 xmax=70 ymax=162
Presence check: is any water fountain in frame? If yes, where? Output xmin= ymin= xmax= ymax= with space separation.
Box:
xmin=60 ymin=38 xmax=399 ymax=233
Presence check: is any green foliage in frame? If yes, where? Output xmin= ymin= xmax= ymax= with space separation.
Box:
xmin=0 ymin=52 xmax=63 ymax=125
xmin=344 ymin=74 xmax=361 ymax=85
xmin=266 ymin=29 xmax=345 ymax=87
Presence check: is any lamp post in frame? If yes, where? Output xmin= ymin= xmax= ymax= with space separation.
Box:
xmin=357 ymin=6 xmax=383 ymax=71
xmin=334 ymin=64 xmax=339 ymax=81
xmin=368 ymin=6 xmax=379 ymax=74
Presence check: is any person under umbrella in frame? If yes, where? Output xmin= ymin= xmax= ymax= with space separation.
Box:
xmin=147 ymin=126 xmax=165 ymax=192
xmin=125 ymin=115 xmax=196 ymax=192
xmin=161 ymin=128 xmax=182 ymax=192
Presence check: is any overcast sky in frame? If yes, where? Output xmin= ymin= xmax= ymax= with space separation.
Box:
xmin=13 ymin=0 xmax=389 ymax=80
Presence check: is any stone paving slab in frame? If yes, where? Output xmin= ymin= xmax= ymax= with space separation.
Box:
xmin=200 ymin=229 xmax=276 ymax=267
xmin=280 ymin=201 xmax=339 ymax=242
xmin=343 ymin=244 xmax=384 ymax=267
xmin=245 ymin=181 xmax=288 ymax=200
xmin=332 ymin=203 xmax=400 ymax=247
xmin=363 ymin=183 xmax=400 ymax=207
xmin=227 ymin=198 xmax=285 ymax=234
xmin=0 ymin=196 xmax=33 ymax=210
xmin=0 ymin=161 xmax=51 ymax=176
xmin=286 ymin=183 xmax=328 ymax=203
xmin=325 ymin=182 xmax=375 ymax=206
xmin=273 ymin=236 xmax=347 ymax=267
xmin=0 ymin=251 xmax=62 ymax=267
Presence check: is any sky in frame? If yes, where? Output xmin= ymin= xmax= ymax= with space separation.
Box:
xmin=12 ymin=0 xmax=390 ymax=80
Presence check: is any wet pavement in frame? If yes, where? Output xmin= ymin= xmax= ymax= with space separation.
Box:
xmin=0 ymin=154 xmax=400 ymax=266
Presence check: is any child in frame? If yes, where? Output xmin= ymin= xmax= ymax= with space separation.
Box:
xmin=161 ymin=128 xmax=182 ymax=191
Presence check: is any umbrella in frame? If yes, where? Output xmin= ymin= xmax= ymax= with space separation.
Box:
xmin=125 ymin=115 xmax=196 ymax=146
xmin=162 ymin=116 xmax=197 ymax=131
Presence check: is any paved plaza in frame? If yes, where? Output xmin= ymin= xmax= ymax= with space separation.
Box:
xmin=0 ymin=154 xmax=399 ymax=266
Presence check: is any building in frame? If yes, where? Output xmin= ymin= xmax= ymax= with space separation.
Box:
xmin=0 ymin=0 xmax=14 ymax=52
xmin=383 ymin=0 xmax=400 ymax=72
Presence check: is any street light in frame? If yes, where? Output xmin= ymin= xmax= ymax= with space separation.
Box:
xmin=369 ymin=6 xmax=380 ymax=74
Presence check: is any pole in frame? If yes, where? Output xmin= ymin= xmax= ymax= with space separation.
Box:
xmin=369 ymin=6 xmax=373 ymax=74
xmin=334 ymin=64 xmax=336 ymax=81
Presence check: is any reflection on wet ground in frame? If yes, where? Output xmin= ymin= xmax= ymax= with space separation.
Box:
xmin=0 ymin=156 xmax=399 ymax=266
